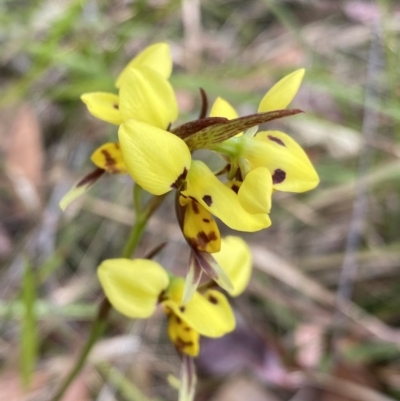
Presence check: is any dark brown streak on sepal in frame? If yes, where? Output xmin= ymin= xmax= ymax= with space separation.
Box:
xmin=171 ymin=117 xmax=228 ymax=140
xmin=77 ymin=168 xmax=105 ymax=187
xmin=193 ymin=250 xmax=218 ymax=280
xmin=144 ymin=242 xmax=168 ymax=260
xmin=185 ymin=109 xmax=303 ymax=150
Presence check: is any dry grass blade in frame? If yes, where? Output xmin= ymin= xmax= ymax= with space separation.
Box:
xmin=252 ymin=246 xmax=400 ymax=345
xmin=331 ymin=23 xmax=384 ymax=355
xmin=306 ymin=371 xmax=397 ymax=401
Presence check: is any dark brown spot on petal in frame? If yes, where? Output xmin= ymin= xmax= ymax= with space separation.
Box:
xmin=101 ymin=149 xmax=119 ymax=173
xmin=268 ymin=135 xmax=285 ymax=146
xmin=202 ymin=195 xmax=212 ymax=206
xmin=158 ymin=290 xmax=167 ymax=303
xmin=202 ymin=218 xmax=210 ymax=223
xmin=191 ymin=200 xmax=200 ymax=214
xmin=208 ymin=294 xmax=219 ymax=304
xmin=231 ymin=184 xmax=239 ymax=194
xmin=175 ymin=316 xmax=182 ymax=324
xmin=171 ymin=168 xmax=188 ymax=189
xmin=184 ymin=326 xmax=192 ymax=332
xmin=77 ymin=168 xmax=105 ymax=187
xmin=272 ymin=169 xmax=286 ymax=184
xmin=179 ymin=306 xmax=186 ymax=313
xmin=175 ymin=337 xmax=194 ymax=351
xmin=113 ymin=103 xmax=119 ymax=109
xmin=189 ymin=231 xmax=218 ymax=251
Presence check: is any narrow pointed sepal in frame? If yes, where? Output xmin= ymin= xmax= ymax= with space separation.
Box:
xmin=98 ymin=258 xmax=170 ymax=318
xmin=90 ymin=142 xmax=128 ymax=174
xmin=181 ymin=160 xmax=271 ymax=231
xmin=181 ymin=252 xmax=203 ymax=305
xmin=185 ymin=109 xmax=303 ymax=150
xmin=178 ymin=355 xmax=197 ymax=401
xmin=59 ymin=168 xmax=105 ymax=211
xmin=80 ymin=92 xmax=123 ymax=125
xmin=116 ymin=42 xmax=172 ymax=88
xmin=213 ymin=236 xmax=252 ymax=297
xmin=258 ymin=69 xmax=305 ymax=112
xmin=119 ymin=120 xmax=191 ymax=195
xmin=194 ymin=251 xmax=234 ymax=294
xmin=119 ymin=66 xmax=178 ymax=129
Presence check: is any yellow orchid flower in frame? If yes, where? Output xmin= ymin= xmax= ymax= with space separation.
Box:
xmin=210 ymin=69 xmax=319 ymax=211
xmin=81 ymin=42 xmax=173 ymax=126
xmin=118 ymin=119 xmax=271 ymax=232
xmin=97 ymin=258 xmax=235 ymax=357
xmin=61 ymin=50 xmax=178 ymax=210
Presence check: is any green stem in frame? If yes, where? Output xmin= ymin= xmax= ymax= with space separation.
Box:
xmin=50 ymin=298 xmax=110 ymax=401
xmin=51 ymin=191 xmax=166 ymax=401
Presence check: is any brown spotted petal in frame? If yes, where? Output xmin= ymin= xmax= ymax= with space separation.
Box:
xmin=181 ymin=197 xmax=221 ymax=253
xmin=91 ymin=142 xmax=128 ymax=174
xmin=181 ymin=160 xmax=271 ymax=232
xmin=184 ymin=109 xmax=302 ymax=150
xmin=162 ymin=278 xmax=235 ymax=338
xmin=167 ymin=311 xmax=200 ymax=357
xmin=253 ymin=130 xmax=319 ymax=192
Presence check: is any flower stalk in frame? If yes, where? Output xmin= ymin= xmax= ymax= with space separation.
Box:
xmin=51 ymin=189 xmax=166 ymax=401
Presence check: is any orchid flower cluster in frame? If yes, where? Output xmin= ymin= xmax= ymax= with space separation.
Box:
xmin=60 ymin=42 xmax=318 ymax=397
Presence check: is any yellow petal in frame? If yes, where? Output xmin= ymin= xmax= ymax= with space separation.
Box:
xmin=181 ymin=161 xmax=271 ymax=232
xmin=119 ymin=120 xmax=191 ymax=195
xmin=59 ymin=168 xmax=105 ymax=211
xmin=210 ymin=97 xmax=239 ymax=120
xmin=80 ymin=92 xmax=123 ymax=125
xmin=182 ymin=199 xmax=221 ymax=253
xmin=254 ymin=131 xmax=319 ymax=192
xmin=119 ymin=66 xmax=178 ymax=129
xmin=258 ymin=69 xmax=305 ymax=112
xmin=238 ymin=167 xmax=273 ymax=214
xmin=116 ymin=42 xmax=172 ymax=88
xmin=90 ymin=142 xmax=127 ymax=174
xmin=210 ymin=97 xmax=242 ymax=137
xmin=213 ymin=236 xmax=252 ymax=297
xmin=98 ymin=258 xmax=169 ymax=319
xmin=167 ymin=313 xmax=200 ymax=357
xmin=163 ymin=278 xmax=235 ymax=337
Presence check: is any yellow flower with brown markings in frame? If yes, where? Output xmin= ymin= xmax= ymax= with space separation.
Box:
xmin=210 ymin=69 xmax=319 ymax=215
xmin=97 ymin=259 xmax=235 ymax=357
xmin=60 ymin=43 xmax=177 ymax=210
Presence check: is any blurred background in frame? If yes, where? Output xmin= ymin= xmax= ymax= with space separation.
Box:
xmin=1 ymin=0 xmax=400 ymax=400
